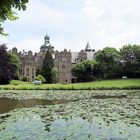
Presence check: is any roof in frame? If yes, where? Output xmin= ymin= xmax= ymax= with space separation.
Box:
xmin=85 ymin=42 xmax=91 ymax=51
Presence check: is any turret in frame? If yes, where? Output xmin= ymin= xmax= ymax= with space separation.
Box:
xmin=40 ymin=34 xmax=54 ymax=52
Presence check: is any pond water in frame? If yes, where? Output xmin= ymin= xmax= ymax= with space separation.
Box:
xmin=0 ymin=90 xmax=140 ymax=140
xmin=0 ymin=98 xmax=71 ymax=114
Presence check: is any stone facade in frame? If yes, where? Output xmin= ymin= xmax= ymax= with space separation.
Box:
xmin=11 ymin=35 xmax=95 ymax=83
xmin=54 ymin=49 xmax=71 ymax=83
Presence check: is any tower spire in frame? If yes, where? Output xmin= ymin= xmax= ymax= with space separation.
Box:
xmin=85 ymin=42 xmax=91 ymax=51
xmin=85 ymin=42 xmax=95 ymax=52
xmin=44 ymin=34 xmax=50 ymax=46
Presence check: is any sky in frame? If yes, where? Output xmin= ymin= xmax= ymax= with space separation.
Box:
xmin=0 ymin=0 xmax=140 ymax=53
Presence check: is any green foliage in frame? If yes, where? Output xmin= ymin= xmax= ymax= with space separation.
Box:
xmin=9 ymin=53 xmax=20 ymax=68
xmin=51 ymin=67 xmax=59 ymax=83
xmin=14 ymin=74 xmax=20 ymax=80
xmin=96 ymin=47 xmax=122 ymax=79
xmin=22 ymin=76 xmax=27 ymax=82
xmin=0 ymin=0 xmax=29 ymax=35
xmin=9 ymin=53 xmax=20 ymax=79
xmin=36 ymin=67 xmax=41 ymax=76
xmin=10 ymin=80 xmax=28 ymax=85
xmin=72 ymin=45 xmax=140 ymax=81
xmin=35 ymin=75 xmax=46 ymax=83
xmin=72 ymin=60 xmax=99 ymax=82
xmin=120 ymin=44 xmax=140 ymax=78
xmin=41 ymin=50 xmax=54 ymax=83
xmin=0 ymin=44 xmax=20 ymax=84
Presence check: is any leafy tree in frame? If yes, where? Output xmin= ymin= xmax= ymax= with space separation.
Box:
xmin=36 ymin=67 xmax=41 ymax=76
xmin=0 ymin=0 xmax=29 ymax=35
xmin=9 ymin=53 xmax=20 ymax=79
xmin=120 ymin=44 xmax=140 ymax=77
xmin=35 ymin=75 xmax=46 ymax=83
xmin=41 ymin=50 xmax=54 ymax=83
xmin=51 ymin=67 xmax=59 ymax=83
xmin=0 ymin=44 xmax=19 ymax=84
xmin=22 ymin=76 xmax=27 ymax=82
xmin=72 ymin=60 xmax=99 ymax=82
xmin=96 ymin=47 xmax=122 ymax=79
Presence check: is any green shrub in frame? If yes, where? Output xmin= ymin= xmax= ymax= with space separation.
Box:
xmin=22 ymin=76 xmax=27 ymax=82
xmin=35 ymin=75 xmax=46 ymax=83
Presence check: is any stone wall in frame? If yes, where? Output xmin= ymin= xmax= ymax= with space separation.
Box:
xmin=54 ymin=49 xmax=72 ymax=84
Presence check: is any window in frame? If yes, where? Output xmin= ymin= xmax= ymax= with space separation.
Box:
xmin=19 ymin=69 xmax=22 ymax=73
xmin=62 ymin=64 xmax=65 ymax=69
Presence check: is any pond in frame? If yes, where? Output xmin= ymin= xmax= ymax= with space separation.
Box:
xmin=0 ymin=90 xmax=140 ymax=140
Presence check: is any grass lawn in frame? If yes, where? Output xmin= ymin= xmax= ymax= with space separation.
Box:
xmin=0 ymin=79 xmax=140 ymax=90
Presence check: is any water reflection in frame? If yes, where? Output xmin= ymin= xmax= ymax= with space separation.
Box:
xmin=0 ymin=113 xmax=139 ymax=140
xmin=0 ymin=98 xmax=70 ymax=114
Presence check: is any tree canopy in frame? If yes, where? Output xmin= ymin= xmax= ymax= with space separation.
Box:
xmin=41 ymin=50 xmax=54 ymax=83
xmin=72 ymin=60 xmax=99 ymax=82
xmin=0 ymin=0 xmax=29 ymax=35
xmin=0 ymin=44 xmax=20 ymax=84
xmin=95 ymin=47 xmax=122 ymax=79
xmin=120 ymin=44 xmax=140 ymax=77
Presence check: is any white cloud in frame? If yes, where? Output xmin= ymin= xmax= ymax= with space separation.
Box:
xmin=52 ymin=36 xmax=87 ymax=52
xmin=1 ymin=0 xmax=140 ymax=53
xmin=18 ymin=0 xmax=65 ymax=24
xmin=10 ymin=39 xmax=43 ymax=53
xmin=82 ymin=0 xmax=105 ymax=18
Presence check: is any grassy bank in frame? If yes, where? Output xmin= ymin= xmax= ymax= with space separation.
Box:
xmin=0 ymin=79 xmax=140 ymax=90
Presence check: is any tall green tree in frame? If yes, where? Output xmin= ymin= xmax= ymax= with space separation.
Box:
xmin=41 ymin=50 xmax=54 ymax=83
xmin=51 ymin=67 xmax=59 ymax=83
xmin=72 ymin=60 xmax=99 ymax=82
xmin=9 ymin=53 xmax=20 ymax=79
xmin=0 ymin=44 xmax=19 ymax=84
xmin=120 ymin=44 xmax=140 ymax=77
xmin=0 ymin=0 xmax=29 ymax=35
xmin=96 ymin=47 xmax=122 ymax=79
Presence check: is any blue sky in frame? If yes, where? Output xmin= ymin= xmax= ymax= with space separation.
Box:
xmin=0 ymin=0 xmax=140 ymax=53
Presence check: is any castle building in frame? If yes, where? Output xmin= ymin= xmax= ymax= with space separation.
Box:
xmin=11 ymin=34 xmax=95 ymax=83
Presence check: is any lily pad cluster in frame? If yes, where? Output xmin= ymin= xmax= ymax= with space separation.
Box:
xmin=0 ymin=90 xmax=140 ymax=140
